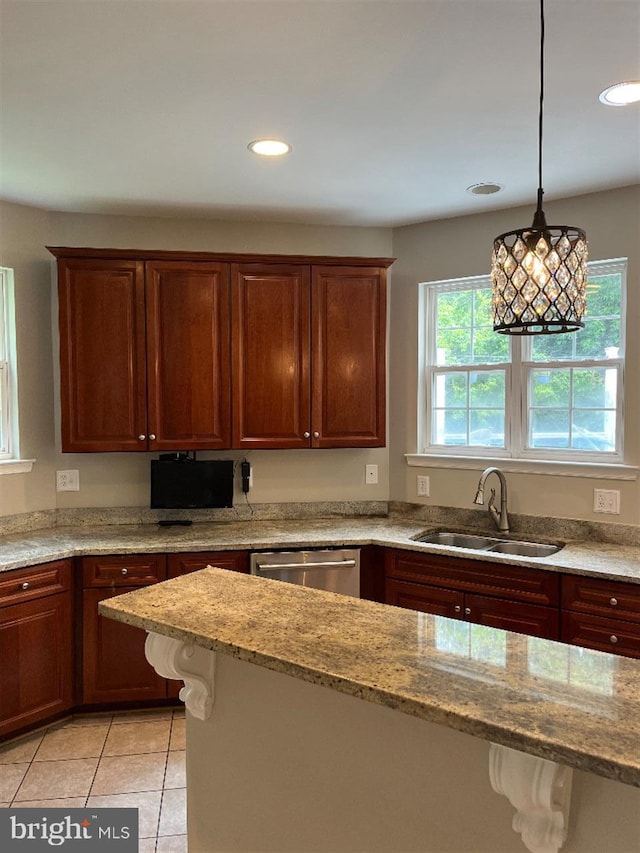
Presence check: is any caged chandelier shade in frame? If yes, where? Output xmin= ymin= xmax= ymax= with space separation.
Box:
xmin=491 ymin=0 xmax=588 ymax=335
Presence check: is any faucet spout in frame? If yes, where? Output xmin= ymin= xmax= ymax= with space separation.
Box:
xmin=472 ymin=467 xmax=510 ymax=533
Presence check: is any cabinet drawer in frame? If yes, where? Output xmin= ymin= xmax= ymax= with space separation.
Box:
xmin=167 ymin=550 xmax=249 ymax=578
xmin=0 ymin=560 xmax=71 ymax=607
xmin=561 ymin=611 xmax=640 ymax=659
xmin=466 ymin=594 xmax=559 ymax=640
xmin=83 ymin=554 xmax=166 ymax=587
xmin=386 ymin=578 xmax=464 ymax=618
xmin=385 ymin=549 xmax=559 ymax=606
xmin=561 ymin=575 xmax=640 ymax=624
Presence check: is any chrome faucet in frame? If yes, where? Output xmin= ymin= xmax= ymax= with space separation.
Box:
xmin=473 ymin=467 xmax=510 ymax=533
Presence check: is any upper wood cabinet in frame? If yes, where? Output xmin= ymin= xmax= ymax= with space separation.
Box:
xmin=56 ymin=253 xmax=231 ymax=451
xmin=57 ymin=258 xmax=147 ymax=452
xmin=51 ymin=248 xmax=392 ymax=452
xmin=232 ymin=262 xmax=387 ymax=448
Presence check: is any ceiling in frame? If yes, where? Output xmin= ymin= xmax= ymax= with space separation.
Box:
xmin=1 ymin=0 xmax=639 ymax=227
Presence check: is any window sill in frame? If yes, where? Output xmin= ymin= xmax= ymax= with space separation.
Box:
xmin=0 ymin=458 xmax=35 ymax=475
xmin=405 ymin=454 xmax=638 ymax=481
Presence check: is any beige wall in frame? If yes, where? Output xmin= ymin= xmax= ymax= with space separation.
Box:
xmin=389 ymin=185 xmax=640 ymax=525
xmin=0 ymin=201 xmax=57 ymax=516
xmin=2 ymin=187 xmax=638 ymax=522
xmin=0 ymin=201 xmax=393 ymax=515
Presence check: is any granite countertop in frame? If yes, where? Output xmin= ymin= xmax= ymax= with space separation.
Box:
xmin=100 ymin=566 xmax=640 ymax=787
xmin=0 ymin=516 xmax=639 ymax=583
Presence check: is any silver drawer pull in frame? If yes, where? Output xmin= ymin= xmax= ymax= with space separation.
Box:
xmin=138 ymin=434 xmax=146 ymax=441
xmin=454 ymin=605 xmax=461 ymax=613
xmin=464 ymin=607 xmax=471 ymax=616
xmin=610 ymin=635 xmax=618 ymax=644
xmin=121 ymin=568 xmax=129 ymax=576
xmin=149 ymin=434 xmax=156 ymax=440
xmin=313 ymin=431 xmax=320 ymax=438
xmin=303 ymin=431 xmax=310 ymax=438
xmin=255 ymin=559 xmax=357 ymax=572
xmin=21 ymin=581 xmax=30 ymax=590
xmin=610 ymin=598 xmax=618 ymax=606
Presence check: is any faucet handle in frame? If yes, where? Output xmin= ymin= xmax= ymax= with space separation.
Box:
xmin=487 ymin=487 xmax=497 ymax=508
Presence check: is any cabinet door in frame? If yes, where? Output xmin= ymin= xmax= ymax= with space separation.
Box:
xmin=232 ymin=264 xmax=311 ymax=448
xmin=167 ymin=551 xmax=249 ymax=578
xmin=386 ymin=578 xmax=464 ymax=618
xmin=311 ymin=266 xmax=386 ymax=447
xmin=0 ymin=593 xmax=73 ymax=738
xmin=146 ymin=261 xmax=231 ymax=450
xmin=83 ymin=587 xmax=167 ymax=705
xmin=466 ymin=594 xmax=559 ymax=640
xmin=58 ymin=258 xmax=147 ymax=451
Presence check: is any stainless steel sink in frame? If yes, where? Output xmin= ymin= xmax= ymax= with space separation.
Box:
xmin=484 ymin=540 xmax=562 ymax=557
xmin=414 ymin=531 xmax=502 ymax=549
xmin=413 ymin=530 xmax=563 ymax=557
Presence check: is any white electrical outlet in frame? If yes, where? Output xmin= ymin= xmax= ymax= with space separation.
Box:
xmin=417 ymin=475 xmax=430 ymax=497
xmin=593 ymin=489 xmax=620 ymax=514
xmin=365 ymin=464 xmax=378 ymax=485
xmin=56 ymin=469 xmax=80 ymax=491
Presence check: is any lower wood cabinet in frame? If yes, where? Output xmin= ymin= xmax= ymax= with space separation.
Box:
xmin=167 ymin=550 xmax=249 ymax=578
xmin=81 ymin=554 xmax=168 ymax=705
xmin=561 ymin=574 xmax=640 ymax=659
xmin=384 ymin=549 xmax=560 ymax=640
xmin=0 ymin=560 xmax=73 ymax=739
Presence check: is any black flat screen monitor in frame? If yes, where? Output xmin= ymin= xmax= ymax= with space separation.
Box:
xmin=150 ymin=459 xmax=234 ymax=509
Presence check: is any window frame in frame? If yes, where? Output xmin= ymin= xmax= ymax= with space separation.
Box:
xmin=418 ymin=259 xmax=627 ymax=465
xmin=0 ymin=268 xmax=12 ymax=459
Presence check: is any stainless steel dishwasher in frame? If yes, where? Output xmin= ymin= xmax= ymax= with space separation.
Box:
xmin=250 ymin=548 xmax=360 ymax=598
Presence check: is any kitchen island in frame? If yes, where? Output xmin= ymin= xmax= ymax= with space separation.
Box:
xmin=100 ymin=566 xmax=640 ymax=853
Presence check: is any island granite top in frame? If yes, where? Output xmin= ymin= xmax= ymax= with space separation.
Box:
xmin=100 ymin=566 xmax=640 ymax=788
xmin=0 ymin=516 xmax=639 ymax=583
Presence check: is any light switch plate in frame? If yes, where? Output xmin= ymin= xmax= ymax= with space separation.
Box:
xmin=365 ymin=464 xmax=378 ymax=485
xmin=417 ymin=475 xmax=430 ymax=497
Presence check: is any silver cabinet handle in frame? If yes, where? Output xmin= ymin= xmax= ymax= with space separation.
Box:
xmin=138 ymin=434 xmax=146 ymax=441
xmin=610 ymin=635 xmax=618 ymax=644
xmin=454 ymin=605 xmax=461 ymax=613
xmin=610 ymin=598 xmax=618 ymax=606
xmin=255 ymin=559 xmax=357 ymax=572
xmin=464 ymin=607 xmax=471 ymax=616
xmin=313 ymin=431 xmax=320 ymax=438
xmin=121 ymin=567 xmax=128 ymax=576
xmin=21 ymin=581 xmax=30 ymax=590
xmin=303 ymin=431 xmax=310 ymax=439
xmin=149 ymin=434 xmax=156 ymax=440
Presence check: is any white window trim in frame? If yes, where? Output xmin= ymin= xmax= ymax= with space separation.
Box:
xmin=414 ymin=259 xmax=630 ymax=478
xmin=0 ymin=267 xmax=34 ymax=473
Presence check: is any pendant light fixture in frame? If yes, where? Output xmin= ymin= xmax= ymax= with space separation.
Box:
xmin=491 ymin=0 xmax=588 ymax=335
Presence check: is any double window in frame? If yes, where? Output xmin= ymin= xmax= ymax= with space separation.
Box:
xmin=419 ymin=259 xmax=626 ymax=462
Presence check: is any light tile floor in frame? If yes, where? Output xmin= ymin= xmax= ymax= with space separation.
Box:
xmin=0 ymin=708 xmax=187 ymax=853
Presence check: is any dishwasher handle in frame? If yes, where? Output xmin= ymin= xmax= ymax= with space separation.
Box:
xmin=254 ymin=559 xmax=357 ymax=572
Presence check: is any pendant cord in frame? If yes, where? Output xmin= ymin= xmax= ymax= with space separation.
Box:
xmin=537 ymin=0 xmax=545 ymax=211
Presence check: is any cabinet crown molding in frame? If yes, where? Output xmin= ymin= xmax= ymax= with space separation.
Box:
xmin=46 ymin=246 xmax=395 ymax=268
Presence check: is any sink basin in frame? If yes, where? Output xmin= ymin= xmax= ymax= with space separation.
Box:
xmin=414 ymin=531 xmax=501 ymax=549
xmin=413 ymin=530 xmax=563 ymax=558
xmin=484 ymin=540 xmax=562 ymax=557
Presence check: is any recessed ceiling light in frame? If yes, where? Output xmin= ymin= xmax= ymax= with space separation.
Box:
xmin=466 ymin=182 xmax=503 ymax=196
xmin=598 ymin=81 xmax=640 ymax=106
xmin=248 ymin=139 xmax=291 ymax=156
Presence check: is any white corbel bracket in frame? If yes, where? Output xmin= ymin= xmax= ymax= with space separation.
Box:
xmin=489 ymin=742 xmax=573 ymax=853
xmin=145 ymin=631 xmax=216 ymax=720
